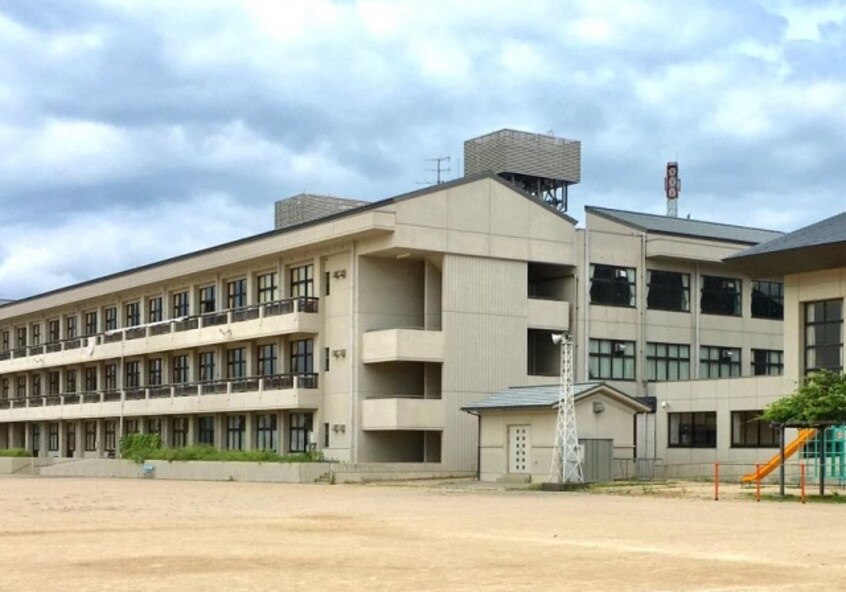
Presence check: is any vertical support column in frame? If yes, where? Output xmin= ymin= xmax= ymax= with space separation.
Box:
xmin=58 ymin=421 xmax=67 ymax=458
xmin=214 ymin=414 xmax=226 ymax=450
xmin=160 ymin=416 xmax=171 ymax=448
xmin=38 ymin=422 xmax=48 ymax=458
xmin=245 ymin=413 xmax=255 ymax=451
xmin=23 ymin=423 xmax=32 ymax=454
xmin=74 ymin=420 xmax=84 ymax=458
xmin=186 ymin=415 xmax=196 ymax=446
xmin=96 ymin=419 xmax=105 ymax=457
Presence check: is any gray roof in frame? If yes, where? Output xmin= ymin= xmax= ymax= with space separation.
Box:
xmin=725 ymin=210 xmax=846 ymax=276
xmin=586 ymin=206 xmax=783 ymax=245
xmin=462 ymin=382 xmax=651 ymax=412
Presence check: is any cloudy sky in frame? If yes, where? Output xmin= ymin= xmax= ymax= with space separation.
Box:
xmin=1 ymin=0 xmax=844 ymax=298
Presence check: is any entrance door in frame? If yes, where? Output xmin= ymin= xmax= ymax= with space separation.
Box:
xmin=508 ymin=425 xmax=531 ymax=474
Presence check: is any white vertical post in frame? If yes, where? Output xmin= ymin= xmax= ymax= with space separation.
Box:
xmin=550 ymin=334 xmax=584 ymax=484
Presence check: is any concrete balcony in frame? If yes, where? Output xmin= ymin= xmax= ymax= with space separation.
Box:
xmin=361 ymin=328 xmax=444 ymax=364
xmin=527 ymin=298 xmax=570 ymax=331
xmin=361 ymin=397 xmax=444 ymax=431
xmin=0 ymin=374 xmax=322 ymax=422
xmin=0 ymin=298 xmax=321 ymax=373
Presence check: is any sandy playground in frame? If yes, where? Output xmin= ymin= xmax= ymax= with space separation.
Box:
xmin=0 ymin=476 xmax=844 ymax=591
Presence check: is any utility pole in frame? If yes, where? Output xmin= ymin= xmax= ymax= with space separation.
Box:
xmin=549 ymin=333 xmax=584 ymax=484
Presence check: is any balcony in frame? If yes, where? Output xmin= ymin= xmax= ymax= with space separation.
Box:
xmin=0 ymin=297 xmax=320 ymax=373
xmin=0 ymin=373 xmax=322 ymax=421
xmin=527 ymin=298 xmax=569 ymax=331
xmin=361 ymin=397 xmax=444 ymax=431
xmin=362 ymin=328 xmax=444 ymax=364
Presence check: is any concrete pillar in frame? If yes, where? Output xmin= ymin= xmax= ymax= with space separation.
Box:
xmin=186 ymin=415 xmax=196 ymax=445
xmin=38 ymin=422 xmax=48 ymax=458
xmin=74 ymin=420 xmax=84 ymax=458
xmin=245 ymin=413 xmax=255 ymax=451
xmin=214 ymin=414 xmax=225 ymax=450
xmin=24 ymin=423 xmax=32 ymax=454
xmin=160 ymin=416 xmax=171 ymax=448
xmin=58 ymin=421 xmax=67 ymax=458
xmin=96 ymin=419 xmax=105 ymax=457
xmin=280 ymin=412 xmax=289 ymax=454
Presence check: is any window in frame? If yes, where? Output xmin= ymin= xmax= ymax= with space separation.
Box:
xmin=105 ymin=363 xmax=117 ymax=390
xmin=66 ymin=315 xmax=78 ymax=339
xmin=647 ymin=270 xmax=690 ymax=312
xmin=16 ymin=376 xmax=26 ymax=398
xmin=669 ymin=412 xmax=717 ymax=448
xmin=751 ymin=281 xmax=783 ymax=320
xmin=32 ymin=375 xmax=41 ymax=397
xmin=731 ymin=410 xmax=778 ymax=448
xmin=1 ymin=330 xmax=8 ymax=351
xmin=148 ymin=358 xmax=163 ymax=386
xmin=256 ymin=414 xmax=278 ymax=451
xmin=172 ymin=354 xmax=190 ymax=384
xmin=590 ymin=264 xmax=635 ymax=307
xmin=257 ymin=272 xmax=278 ymax=304
xmin=146 ymin=418 xmax=162 ymax=438
xmin=172 ymin=417 xmax=188 ymax=448
xmin=588 ymin=339 xmax=635 ymax=380
xmin=227 ymin=278 xmax=247 ymax=309
xmin=65 ymin=369 xmax=77 ymax=394
xmin=227 ymin=348 xmax=246 ymax=379
xmin=257 ymin=344 xmax=277 ymax=376
xmin=805 ymin=300 xmax=843 ymax=374
xmin=289 ymin=412 xmax=312 ymax=453
xmin=125 ymin=419 xmax=139 ymax=435
xmin=199 ymin=351 xmax=216 ymax=381
xmin=199 ymin=285 xmax=216 ymax=314
xmin=31 ymin=323 xmax=41 ymax=346
xmin=84 ymin=421 xmax=97 ymax=451
xmin=172 ymin=291 xmax=190 ymax=317
xmin=125 ymin=361 xmax=141 ymax=388
xmin=290 ymin=339 xmax=314 ymax=375
xmin=84 ymin=367 xmax=98 ymax=392
xmin=125 ymin=302 xmax=141 ymax=327
xmin=48 ymin=372 xmax=59 ymax=395
xmin=32 ymin=424 xmax=40 ymax=455
xmin=324 ymin=422 xmax=330 ymax=447
xmin=324 ymin=271 xmax=331 ymax=297
xmin=48 ymin=423 xmax=59 ymax=451
xmin=699 ymin=346 xmax=741 ymax=378
xmin=48 ymin=319 xmax=60 ymax=342
xmin=104 ymin=420 xmax=116 ymax=451
xmin=0 ymin=378 xmax=8 ymax=399
xmin=646 ymin=342 xmax=690 ymax=381
xmin=226 ymin=415 xmax=245 ymax=450
xmin=148 ymin=296 xmax=163 ymax=323
xmin=66 ymin=423 xmax=76 ymax=453
xmin=752 ymin=349 xmax=783 ymax=376
xmin=84 ymin=311 xmax=98 ymax=336
xmin=701 ymin=275 xmax=741 ymax=316
xmin=290 ymin=264 xmax=314 ymax=298
xmin=198 ymin=416 xmax=215 ymax=445
xmin=16 ymin=326 xmax=26 ymax=348
xmin=104 ymin=307 xmax=118 ymax=331
xmin=323 ymin=347 xmax=330 ymax=373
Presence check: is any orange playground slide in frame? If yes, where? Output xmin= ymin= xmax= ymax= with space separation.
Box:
xmin=740 ymin=428 xmax=817 ymax=484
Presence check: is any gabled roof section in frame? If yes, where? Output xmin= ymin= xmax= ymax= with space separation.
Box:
xmin=586 ymin=206 xmax=782 ymax=245
xmin=725 ymin=211 xmax=846 ymax=276
xmin=462 ymin=382 xmax=651 ymax=413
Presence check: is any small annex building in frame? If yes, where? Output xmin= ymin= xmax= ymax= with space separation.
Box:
xmin=463 ymin=382 xmax=651 ymax=483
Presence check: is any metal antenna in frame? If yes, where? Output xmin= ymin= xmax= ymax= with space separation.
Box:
xmin=549 ymin=333 xmax=584 ymax=484
xmin=424 ymin=156 xmax=451 ymax=184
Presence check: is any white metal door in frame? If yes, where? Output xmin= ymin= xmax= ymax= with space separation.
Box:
xmin=508 ymin=425 xmax=531 ymax=474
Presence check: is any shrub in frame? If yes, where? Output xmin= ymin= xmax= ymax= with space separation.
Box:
xmin=145 ymin=445 xmax=324 ymax=463
xmin=119 ymin=433 xmax=162 ymax=463
xmin=0 ymin=448 xmax=30 ymax=458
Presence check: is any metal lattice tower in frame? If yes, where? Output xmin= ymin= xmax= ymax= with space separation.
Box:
xmin=549 ymin=335 xmax=584 ymax=484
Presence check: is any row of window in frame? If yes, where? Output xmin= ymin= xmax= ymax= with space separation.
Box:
xmin=668 ymin=410 xmax=779 ymax=449
xmin=588 ymin=339 xmax=783 ymax=381
xmin=1 ymin=339 xmax=319 ymax=398
xmin=589 ymin=265 xmax=783 ymax=319
xmin=0 ymin=265 xmax=325 ymax=351
xmin=31 ymin=413 xmax=316 ymax=455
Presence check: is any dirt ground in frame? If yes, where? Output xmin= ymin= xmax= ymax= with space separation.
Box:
xmin=1 ymin=476 xmax=844 ymax=591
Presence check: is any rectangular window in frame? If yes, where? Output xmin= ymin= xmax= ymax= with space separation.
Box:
xmin=226 ymin=415 xmax=245 ymax=450
xmin=669 ymin=412 xmax=717 ymax=448
xmin=199 ymin=351 xmax=216 ymax=381
xmin=66 ymin=423 xmax=76 ymax=453
xmin=324 ymin=422 xmax=330 ymax=447
xmin=148 ymin=296 xmax=163 ymax=323
xmin=646 ymin=342 xmax=690 ymax=381
xmin=257 ymin=344 xmax=277 ymax=376
xmin=172 ymin=291 xmax=190 ymax=317
xmin=32 ymin=424 xmax=40 ymax=455
xmin=84 ymin=311 xmax=98 ymax=336
xmin=172 ymin=417 xmax=188 ymax=448
xmin=148 ymin=358 xmax=163 ymax=386
xmin=104 ymin=307 xmax=118 ymax=331
xmin=16 ymin=376 xmax=26 ymax=398
xmin=105 ymin=363 xmax=118 ymax=390
xmin=31 ymin=323 xmax=41 ymax=346
xmin=31 ymin=375 xmax=41 ymax=397
xmin=805 ymin=300 xmax=843 ymax=374
xmin=48 ymin=422 xmax=59 ymax=451
xmin=227 ymin=348 xmax=246 ymax=379
xmin=104 ymin=420 xmax=116 ymax=451
xmin=65 ymin=315 xmax=78 ymax=339
xmin=146 ymin=418 xmax=162 ymax=438
xmin=699 ymin=346 xmax=741 ymax=378
xmin=1 ymin=330 xmax=8 ymax=351
xmin=65 ymin=369 xmax=77 ymax=394
xmin=172 ymin=354 xmax=190 ymax=384
xmin=256 ymin=414 xmax=278 ymax=451
xmin=731 ymin=410 xmax=778 ymax=448
xmin=647 ymin=270 xmax=690 ymax=312
xmin=199 ymin=285 xmax=216 ymax=314
xmin=16 ymin=326 xmax=26 ymax=348
xmin=290 ymin=264 xmax=314 ymax=298
xmin=1 ymin=378 xmax=8 ymax=399
xmin=324 ymin=271 xmax=331 ymax=297
xmin=125 ymin=302 xmax=141 ymax=327
xmin=125 ymin=419 xmax=139 ymax=435
xmin=289 ymin=412 xmax=312 ymax=453
xmin=752 ymin=349 xmax=784 ymax=376
xmin=257 ymin=272 xmax=278 ymax=304
xmin=48 ymin=319 xmax=60 ymax=342
xmin=290 ymin=339 xmax=314 ymax=375
xmin=701 ymin=275 xmax=741 ymax=316
xmin=48 ymin=372 xmax=59 ymax=395
xmin=589 ymin=264 xmax=635 ymax=307
xmin=84 ymin=421 xmax=97 ymax=451
xmin=751 ymin=281 xmax=783 ymax=320
xmin=125 ymin=361 xmax=141 ymax=388
xmin=227 ymin=278 xmax=247 ymax=309
xmin=588 ymin=339 xmax=635 ymax=380
xmin=198 ymin=416 xmax=215 ymax=445
xmin=84 ymin=367 xmax=98 ymax=392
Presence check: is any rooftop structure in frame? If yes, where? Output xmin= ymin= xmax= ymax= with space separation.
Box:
xmin=274 ymin=193 xmax=369 ymax=230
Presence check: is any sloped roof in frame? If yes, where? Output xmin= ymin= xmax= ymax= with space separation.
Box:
xmin=462 ymin=382 xmax=651 ymax=413
xmin=725 ymin=211 xmax=846 ymax=276
xmin=586 ymin=206 xmax=782 ymax=245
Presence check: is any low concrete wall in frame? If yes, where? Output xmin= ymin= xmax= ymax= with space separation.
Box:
xmin=40 ymin=459 xmax=142 ymax=478
xmin=329 ymin=462 xmax=475 ymax=483
xmin=146 ymin=460 xmax=330 ymax=483
xmin=0 ymin=457 xmax=36 ymax=475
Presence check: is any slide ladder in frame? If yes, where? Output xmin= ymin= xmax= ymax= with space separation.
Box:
xmin=740 ymin=428 xmax=817 ymax=484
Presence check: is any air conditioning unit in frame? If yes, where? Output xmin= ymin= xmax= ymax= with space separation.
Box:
xmin=613 ymin=342 xmax=627 ymax=355
xmin=720 ymin=349 xmax=735 ymax=360
xmin=615 ymin=269 xmax=629 ymax=279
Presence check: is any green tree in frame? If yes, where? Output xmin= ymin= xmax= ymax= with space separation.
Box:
xmin=763 ymin=371 xmax=846 ymax=425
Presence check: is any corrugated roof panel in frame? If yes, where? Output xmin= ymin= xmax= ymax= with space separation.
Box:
xmin=728 ymin=211 xmax=846 ymax=259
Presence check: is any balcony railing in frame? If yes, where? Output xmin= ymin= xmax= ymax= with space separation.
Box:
xmin=0 ymin=297 xmax=320 ymax=363
xmin=0 ymin=373 xmax=319 ymax=410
